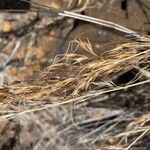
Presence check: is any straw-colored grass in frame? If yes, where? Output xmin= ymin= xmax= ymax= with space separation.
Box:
xmin=0 ymin=35 xmax=149 ymax=149
xmin=0 ymin=36 xmax=149 ymax=116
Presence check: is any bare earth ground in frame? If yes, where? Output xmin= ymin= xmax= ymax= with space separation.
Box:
xmin=0 ymin=0 xmax=150 ymax=150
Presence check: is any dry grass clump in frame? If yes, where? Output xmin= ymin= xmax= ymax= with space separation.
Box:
xmin=0 ymin=36 xmax=150 ymax=149
xmin=0 ymin=36 xmax=149 ymax=109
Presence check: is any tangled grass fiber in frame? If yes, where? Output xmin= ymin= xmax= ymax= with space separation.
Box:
xmin=0 ymin=36 xmax=150 ymax=149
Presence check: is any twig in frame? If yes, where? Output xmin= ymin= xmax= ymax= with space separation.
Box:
xmin=58 ymin=11 xmax=143 ymax=40
xmin=22 ymin=0 xmax=143 ymax=40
